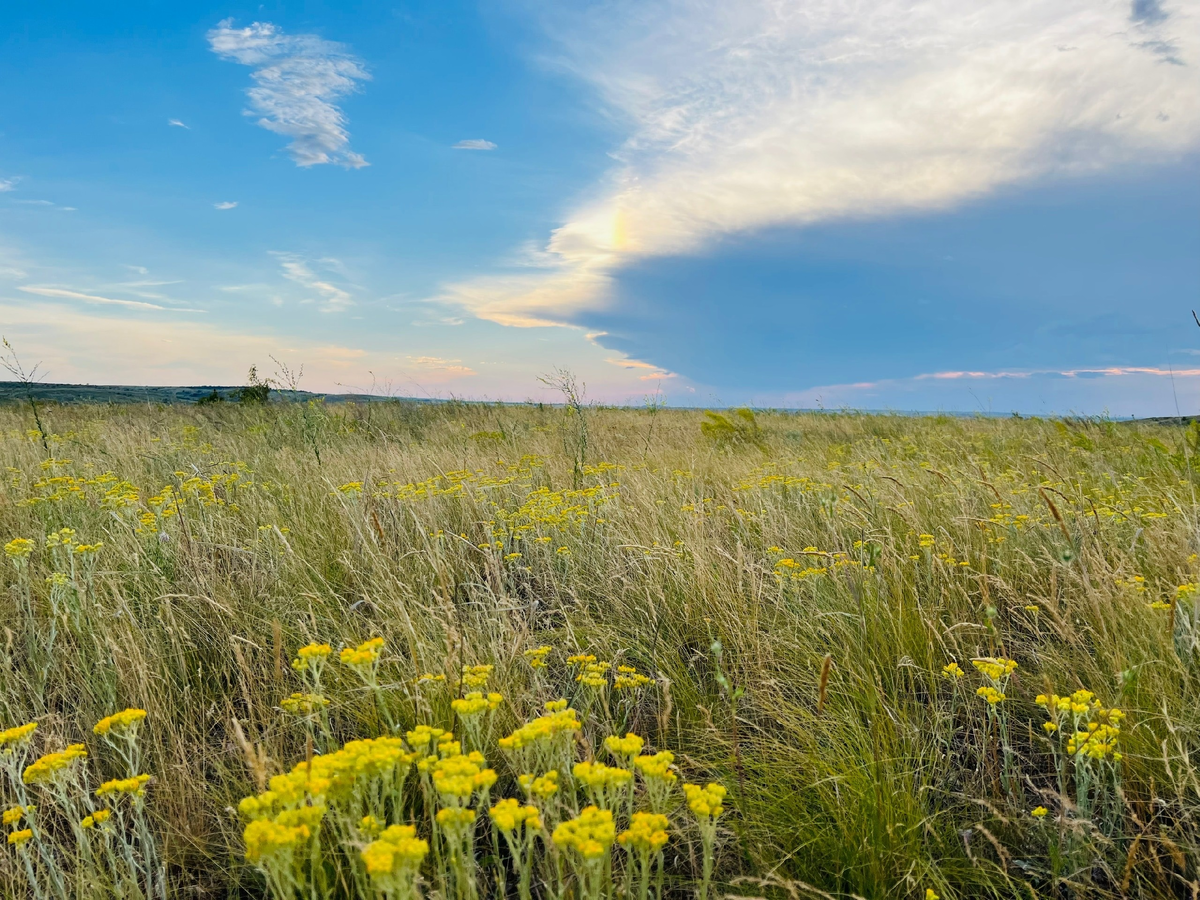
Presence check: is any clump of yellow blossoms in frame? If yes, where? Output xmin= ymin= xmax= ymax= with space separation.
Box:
xmin=4 ymin=538 xmax=33 ymax=561
xmin=93 ymin=708 xmax=147 ymax=736
xmin=362 ymin=823 xmax=428 ymax=898
xmin=971 ymin=657 xmax=1018 ymax=681
xmin=941 ymin=662 xmax=964 ymax=679
xmin=81 ymin=809 xmax=112 ymax=829
xmin=518 ymin=771 xmax=559 ymax=800
xmin=618 ymin=811 xmax=669 ymax=854
xmin=554 ymin=806 xmax=616 ymax=860
xmin=461 ymin=664 xmax=494 ymax=689
xmin=604 ymin=733 xmax=645 ymax=765
xmin=7 ymin=828 xmax=33 ymax=846
xmin=1031 ymin=806 xmax=1048 ymax=818
xmin=3 ymin=805 xmax=29 ymax=825
xmin=451 ymin=692 xmax=503 ymax=717
xmin=576 ymin=661 xmax=612 ymax=688
xmin=281 ymin=693 xmax=329 ymax=716
xmin=97 ymin=774 xmax=151 ymax=800
xmin=489 ymin=797 xmax=541 ymax=833
xmin=291 ymin=643 xmax=332 ymax=672
xmin=574 ymin=761 xmax=632 ymax=809
xmin=614 ymin=665 xmax=652 ymax=690
xmin=0 ymin=722 xmax=37 ymax=752
xmin=683 ymin=783 xmax=726 ymax=820
xmin=24 ymin=744 xmax=88 ymax=785
xmin=976 ymin=686 xmax=1006 ymax=705
xmin=523 ymin=646 xmax=551 ymax=669
xmin=340 ymin=637 xmax=384 ymax=670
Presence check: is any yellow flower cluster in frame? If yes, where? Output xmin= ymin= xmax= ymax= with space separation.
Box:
xmin=604 ymin=733 xmax=645 ymax=762
xmin=941 ymin=662 xmax=964 ymax=679
xmin=489 ymin=797 xmax=542 ymax=833
xmin=524 ymin=646 xmax=551 ymax=669
xmin=574 ymin=761 xmax=632 ymax=790
xmin=576 ymin=660 xmax=612 ymax=688
xmin=96 ymin=774 xmax=151 ymax=799
xmin=683 ymin=783 xmax=726 ymax=819
xmin=81 ymin=809 xmax=112 ymax=829
xmin=498 ymin=703 xmax=581 ymax=752
xmin=975 ymin=687 xmax=1006 ymax=705
xmin=1067 ymin=723 xmax=1122 ymax=761
xmin=2 ymin=805 xmax=28 ymax=825
xmin=1031 ymin=806 xmax=1048 ymax=818
xmin=362 ymin=824 xmax=429 ymax=877
xmin=431 ymin=752 xmax=497 ymax=801
xmin=553 ymin=806 xmax=616 ymax=860
xmin=971 ymin=658 xmax=1018 ymax=681
xmin=0 ymin=722 xmax=37 ymax=751
xmin=23 ymin=744 xmax=87 ymax=785
xmin=518 ymin=771 xmax=559 ymax=799
xmin=292 ymin=643 xmax=332 ymax=672
xmin=7 ymin=829 xmax=32 ymax=846
xmin=618 ymin=812 xmax=669 ymax=854
xmin=93 ymin=708 xmax=147 ymax=736
xmin=406 ymin=725 xmax=454 ymax=753
xmin=3 ymin=538 xmax=33 ymax=560
xmin=239 ymin=737 xmax=416 ymax=821
xmin=614 ymin=665 xmax=652 ymax=690
xmin=435 ymin=807 xmax=477 ymax=835
xmin=281 ymin=693 xmax=329 ymax=716
xmin=461 ymin=664 xmax=494 ymax=688
xmin=340 ymin=637 xmax=384 ymax=669
xmin=244 ymin=805 xmax=325 ymax=863
xmin=451 ymin=692 xmax=503 ymax=717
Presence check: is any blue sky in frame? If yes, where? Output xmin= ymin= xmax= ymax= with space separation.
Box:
xmin=1 ymin=0 xmax=1197 ymax=412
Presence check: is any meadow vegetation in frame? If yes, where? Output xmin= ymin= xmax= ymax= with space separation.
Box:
xmin=0 ymin=398 xmax=1197 ymax=898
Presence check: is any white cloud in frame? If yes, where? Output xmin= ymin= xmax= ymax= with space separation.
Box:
xmin=271 ymin=252 xmax=353 ymax=312
xmin=453 ymin=139 xmax=497 ymax=150
xmin=0 ymin=179 xmax=16 ymax=192
xmin=208 ymin=19 xmax=370 ymax=168
xmin=15 ymin=199 xmax=53 ymax=206
xmin=440 ymin=0 xmax=1200 ymax=327
xmin=168 ymin=118 xmax=189 ymax=129
xmin=405 ymin=355 xmax=476 ymax=377
xmin=18 ymin=286 xmax=201 ymax=313
xmin=214 ymin=201 xmax=238 ymax=210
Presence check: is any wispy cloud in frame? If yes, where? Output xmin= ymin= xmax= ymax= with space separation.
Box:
xmin=0 ymin=179 xmax=16 ymax=193
xmin=18 ymin=286 xmax=201 ymax=312
xmin=439 ymin=0 xmax=1200 ymax=328
xmin=214 ymin=201 xmax=238 ymax=210
xmin=271 ymin=252 xmax=353 ymax=312
xmin=604 ymin=357 xmax=677 ymax=381
xmin=406 ymin=355 xmax=476 ymax=377
xmin=453 ymin=139 xmax=497 ymax=151
xmin=207 ymin=19 xmax=370 ymax=168
xmin=168 ymin=118 xmax=189 ymax=129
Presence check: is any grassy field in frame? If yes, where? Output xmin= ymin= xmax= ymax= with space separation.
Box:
xmin=0 ymin=399 xmax=1197 ymax=899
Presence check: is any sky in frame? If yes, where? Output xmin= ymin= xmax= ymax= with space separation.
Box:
xmin=1 ymin=0 xmax=1198 ymax=414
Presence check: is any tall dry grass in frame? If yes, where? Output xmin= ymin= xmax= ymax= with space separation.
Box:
xmin=0 ymin=399 xmax=1197 ymax=898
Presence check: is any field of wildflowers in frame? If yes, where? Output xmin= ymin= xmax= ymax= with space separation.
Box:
xmin=0 ymin=399 xmax=1197 ymax=898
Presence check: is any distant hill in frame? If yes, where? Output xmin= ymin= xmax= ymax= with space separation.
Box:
xmin=0 ymin=382 xmax=426 ymax=405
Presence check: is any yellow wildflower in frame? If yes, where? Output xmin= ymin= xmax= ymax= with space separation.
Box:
xmin=489 ymin=797 xmax=542 ymax=833
xmin=4 ymin=538 xmax=33 ymax=560
xmin=23 ymin=744 xmax=88 ymax=785
xmin=683 ymin=783 xmax=726 ymax=820
xmin=340 ymin=637 xmax=384 ymax=669
xmin=618 ymin=811 xmax=669 ymax=854
xmin=96 ymin=774 xmax=152 ymax=800
xmin=553 ymin=806 xmax=615 ymax=860
xmin=461 ymin=664 xmax=494 ymax=689
xmin=524 ymin=646 xmax=552 ymax=669
xmin=2 ymin=805 xmax=28 ymax=826
xmin=93 ymin=708 xmax=148 ymax=736
xmin=941 ymin=662 xmax=964 ymax=679
xmin=1031 ymin=806 xmax=1048 ymax=818
xmin=0 ymin=722 xmax=37 ymax=751
xmin=7 ymin=829 xmax=32 ymax=846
